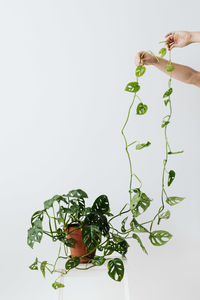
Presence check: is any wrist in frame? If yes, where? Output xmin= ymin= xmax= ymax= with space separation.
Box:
xmin=189 ymin=31 xmax=200 ymax=43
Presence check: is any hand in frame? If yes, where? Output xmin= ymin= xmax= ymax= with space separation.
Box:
xmin=165 ymin=31 xmax=191 ymax=50
xmin=135 ymin=51 xmax=158 ymax=66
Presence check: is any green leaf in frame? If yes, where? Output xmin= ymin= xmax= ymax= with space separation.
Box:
xmin=166 ymin=196 xmax=185 ymax=206
xmin=164 ymin=99 xmax=170 ymax=106
xmin=52 ymin=281 xmax=65 ymax=290
xmin=168 ymin=170 xmax=176 ymax=186
xmin=121 ymin=216 xmax=128 ymax=233
xmin=92 ymin=195 xmax=110 ymax=215
xmin=29 ymin=257 xmax=38 ymax=270
xmin=107 ymin=258 xmax=124 ymax=282
xmin=40 ymin=261 xmax=47 ymax=278
xmin=115 ymin=240 xmax=129 ymax=256
xmin=65 ymin=256 xmax=80 ymax=270
xmin=27 ymin=220 xmax=43 ymax=249
xmin=104 ymin=240 xmax=116 ymax=256
xmin=163 ymin=88 xmax=173 ymax=98
xmin=135 ymin=65 xmax=146 ymax=77
xmin=130 ymin=218 xmax=148 ymax=233
xmin=136 ymin=141 xmax=151 ymax=150
xmin=31 ymin=210 xmax=44 ymax=226
xmin=84 ymin=211 xmax=109 ymax=236
xmin=159 ymin=47 xmax=167 ymax=58
xmin=112 ymin=233 xmax=125 ymax=244
xmin=165 ymin=64 xmax=174 ymax=72
xmin=149 ymin=230 xmax=172 ymax=246
xmin=82 ymin=225 xmax=101 ymax=251
xmin=130 ymin=190 xmax=151 ymax=217
xmin=136 ymin=103 xmax=148 ymax=115
xmin=125 ymin=82 xmax=140 ymax=93
xmin=92 ymin=256 xmax=106 ymax=266
xmin=159 ymin=210 xmax=171 ymax=222
xmin=161 ymin=120 xmax=170 ymax=128
xmin=132 ymin=233 xmax=148 ymax=254
xmin=67 ymin=189 xmax=88 ymax=199
xmin=44 ymin=195 xmax=66 ymax=210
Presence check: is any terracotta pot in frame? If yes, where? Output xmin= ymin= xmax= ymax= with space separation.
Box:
xmin=66 ymin=224 xmax=96 ymax=263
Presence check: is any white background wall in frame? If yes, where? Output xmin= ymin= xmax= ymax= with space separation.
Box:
xmin=0 ymin=0 xmax=200 ymax=299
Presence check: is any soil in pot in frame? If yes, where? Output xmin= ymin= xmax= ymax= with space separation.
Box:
xmin=66 ymin=224 xmax=96 ymax=264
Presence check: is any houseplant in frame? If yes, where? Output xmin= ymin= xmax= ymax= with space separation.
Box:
xmin=27 ymin=42 xmax=185 ymax=289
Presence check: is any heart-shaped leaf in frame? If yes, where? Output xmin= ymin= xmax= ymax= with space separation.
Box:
xmin=158 ymin=210 xmax=171 ymax=224
xmin=125 ymin=82 xmax=140 ymax=93
xmin=135 ymin=65 xmax=146 ymax=77
xmin=149 ymin=230 xmax=172 ymax=246
xmin=132 ymin=233 xmax=148 ymax=254
xmin=27 ymin=220 xmax=43 ymax=249
xmin=104 ymin=240 xmax=116 ymax=256
xmin=121 ymin=216 xmax=128 ymax=233
xmin=40 ymin=261 xmax=47 ymax=278
xmin=159 ymin=47 xmax=167 ymax=58
xmin=166 ymin=196 xmax=185 ymax=206
xmin=168 ymin=170 xmax=176 ymax=186
xmin=66 ymin=189 xmax=88 ymax=199
xmin=163 ymin=88 xmax=173 ymax=98
xmin=136 ymin=103 xmax=148 ymax=115
xmin=136 ymin=141 xmax=151 ymax=150
xmin=52 ymin=281 xmax=65 ymax=290
xmin=107 ymin=258 xmax=124 ymax=282
xmin=65 ymin=256 xmax=80 ymax=270
xmin=130 ymin=190 xmax=151 ymax=217
xmin=92 ymin=256 xmax=106 ymax=266
xmin=84 ymin=211 xmax=109 ymax=236
xmin=92 ymin=195 xmax=110 ymax=214
xmin=29 ymin=257 xmax=38 ymax=270
xmin=82 ymin=225 xmax=101 ymax=251
xmin=130 ymin=218 xmax=148 ymax=233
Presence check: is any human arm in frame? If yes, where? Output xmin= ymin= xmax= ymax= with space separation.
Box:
xmin=165 ymin=31 xmax=200 ymax=50
xmin=135 ymin=51 xmax=200 ymax=88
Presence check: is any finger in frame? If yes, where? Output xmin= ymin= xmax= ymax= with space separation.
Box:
xmin=165 ymin=31 xmax=174 ymax=38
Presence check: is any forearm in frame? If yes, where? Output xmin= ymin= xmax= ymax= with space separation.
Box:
xmin=153 ymin=57 xmax=200 ymax=87
xmin=189 ymin=31 xmax=200 ymax=43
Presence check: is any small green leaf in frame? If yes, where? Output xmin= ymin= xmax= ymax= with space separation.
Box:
xmin=107 ymin=258 xmax=124 ymax=282
xmin=130 ymin=190 xmax=151 ymax=217
xmin=159 ymin=47 xmax=167 ymax=58
xmin=92 ymin=256 xmax=106 ymax=266
xmin=31 ymin=210 xmax=44 ymax=226
xmin=84 ymin=211 xmax=109 ymax=236
xmin=29 ymin=257 xmax=38 ymax=270
xmin=166 ymin=196 xmax=185 ymax=206
xmin=165 ymin=64 xmax=174 ymax=72
xmin=135 ymin=65 xmax=146 ymax=77
xmin=164 ymin=99 xmax=170 ymax=106
xmin=163 ymin=88 xmax=173 ymax=98
xmin=161 ymin=120 xmax=170 ymax=128
xmin=125 ymin=82 xmax=140 ymax=93
xmin=132 ymin=233 xmax=148 ymax=254
xmin=121 ymin=216 xmax=128 ymax=233
xmin=158 ymin=210 xmax=171 ymax=224
xmin=65 ymin=256 xmax=80 ymax=270
xmin=130 ymin=218 xmax=148 ymax=233
xmin=112 ymin=233 xmax=125 ymax=244
xmin=27 ymin=220 xmax=43 ymax=249
xmin=136 ymin=141 xmax=151 ymax=150
xmin=40 ymin=261 xmax=47 ymax=278
xmin=82 ymin=225 xmax=101 ymax=251
xmin=92 ymin=195 xmax=110 ymax=215
xmin=115 ymin=240 xmax=129 ymax=256
xmin=104 ymin=240 xmax=116 ymax=256
xmin=52 ymin=281 xmax=65 ymax=290
xmin=67 ymin=189 xmax=88 ymax=199
xmin=136 ymin=103 xmax=148 ymax=115
xmin=149 ymin=230 xmax=172 ymax=246
xmin=168 ymin=170 xmax=176 ymax=186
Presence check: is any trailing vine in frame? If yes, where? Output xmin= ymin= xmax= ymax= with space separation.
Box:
xmin=27 ymin=40 xmax=185 ymax=290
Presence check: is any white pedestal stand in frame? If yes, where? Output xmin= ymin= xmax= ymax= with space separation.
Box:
xmin=57 ymin=259 xmax=130 ymax=300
